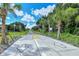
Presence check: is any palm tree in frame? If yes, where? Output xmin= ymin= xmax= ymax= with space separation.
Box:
xmin=39 ymin=17 xmax=46 ymax=32
xmin=53 ymin=4 xmax=64 ymax=39
xmin=47 ymin=13 xmax=55 ymax=32
xmin=53 ymin=4 xmax=67 ymax=39
xmin=54 ymin=4 xmax=79 ymax=39
xmin=0 ymin=3 xmax=21 ymax=44
xmin=75 ymin=16 xmax=79 ymax=27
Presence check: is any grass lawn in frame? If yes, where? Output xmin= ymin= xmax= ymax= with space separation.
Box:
xmin=0 ymin=31 xmax=28 ymax=44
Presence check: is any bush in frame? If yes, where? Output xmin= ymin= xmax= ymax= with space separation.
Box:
xmin=73 ymin=28 xmax=79 ymax=35
xmin=60 ymin=33 xmax=79 ymax=47
xmin=45 ymin=32 xmax=79 ymax=47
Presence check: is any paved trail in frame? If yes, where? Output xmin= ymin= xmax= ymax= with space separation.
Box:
xmin=1 ymin=33 xmax=79 ymax=56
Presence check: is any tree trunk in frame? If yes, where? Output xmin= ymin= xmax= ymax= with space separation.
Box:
xmin=19 ymin=25 xmax=21 ymax=32
xmin=48 ymin=20 xmax=51 ymax=32
xmin=57 ymin=21 xmax=61 ymax=40
xmin=1 ymin=16 xmax=8 ymax=44
xmin=42 ymin=24 xmax=45 ymax=32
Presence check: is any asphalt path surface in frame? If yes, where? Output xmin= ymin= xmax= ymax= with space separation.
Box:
xmin=1 ymin=33 xmax=79 ymax=56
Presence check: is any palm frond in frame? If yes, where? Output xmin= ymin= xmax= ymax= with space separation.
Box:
xmin=13 ymin=4 xmax=22 ymax=10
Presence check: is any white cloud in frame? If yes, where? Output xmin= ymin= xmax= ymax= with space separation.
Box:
xmin=10 ymin=3 xmax=15 ymax=8
xmin=21 ymin=13 xmax=36 ymax=29
xmin=10 ymin=3 xmax=24 ymax=16
xmin=21 ymin=13 xmax=35 ymax=22
xmin=13 ymin=9 xmax=24 ymax=16
xmin=25 ymin=23 xmax=37 ymax=29
xmin=32 ymin=5 xmax=56 ymax=17
xmin=7 ymin=17 xmax=10 ymax=19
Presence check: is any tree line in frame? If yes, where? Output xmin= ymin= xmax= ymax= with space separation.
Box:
xmin=35 ymin=3 xmax=79 ymax=40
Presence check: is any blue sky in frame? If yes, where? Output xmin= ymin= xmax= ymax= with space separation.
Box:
xmin=0 ymin=3 xmax=56 ymax=29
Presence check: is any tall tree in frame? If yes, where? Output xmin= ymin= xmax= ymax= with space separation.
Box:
xmin=39 ymin=17 xmax=46 ymax=32
xmin=47 ymin=13 xmax=54 ymax=32
xmin=0 ymin=3 xmax=21 ymax=44
xmin=53 ymin=3 xmax=79 ymax=39
xmin=53 ymin=4 xmax=64 ymax=39
xmin=47 ymin=13 xmax=52 ymax=32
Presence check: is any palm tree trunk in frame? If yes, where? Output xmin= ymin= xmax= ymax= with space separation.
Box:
xmin=1 ymin=16 xmax=8 ymax=44
xmin=47 ymin=19 xmax=51 ymax=32
xmin=57 ymin=21 xmax=61 ymax=40
xmin=48 ymin=20 xmax=50 ymax=32
xmin=42 ymin=25 xmax=45 ymax=33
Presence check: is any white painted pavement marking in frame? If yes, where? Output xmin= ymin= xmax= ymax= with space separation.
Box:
xmin=32 ymin=34 xmax=61 ymax=56
xmin=1 ymin=34 xmax=79 ymax=56
xmin=1 ymin=34 xmax=40 ymax=56
xmin=32 ymin=34 xmax=47 ymax=56
xmin=32 ymin=34 xmax=79 ymax=56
